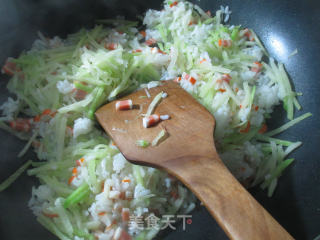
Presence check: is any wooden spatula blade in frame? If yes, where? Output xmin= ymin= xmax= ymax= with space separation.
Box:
xmin=95 ymin=80 xmax=216 ymax=168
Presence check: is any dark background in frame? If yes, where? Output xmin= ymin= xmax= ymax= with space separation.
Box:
xmin=0 ymin=0 xmax=319 ymax=239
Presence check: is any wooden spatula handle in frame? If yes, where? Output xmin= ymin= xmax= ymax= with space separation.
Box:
xmin=165 ymin=153 xmax=293 ymax=240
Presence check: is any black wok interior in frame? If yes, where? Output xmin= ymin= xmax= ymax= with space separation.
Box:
xmin=0 ymin=0 xmax=319 ymax=239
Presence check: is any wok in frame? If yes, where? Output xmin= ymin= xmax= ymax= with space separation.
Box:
xmin=0 ymin=0 xmax=319 ymax=239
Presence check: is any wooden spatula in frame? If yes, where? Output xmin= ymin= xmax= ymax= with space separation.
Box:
xmin=95 ymin=80 xmax=293 ymax=240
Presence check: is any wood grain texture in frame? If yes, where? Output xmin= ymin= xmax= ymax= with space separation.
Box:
xmin=95 ymin=80 xmax=293 ymax=240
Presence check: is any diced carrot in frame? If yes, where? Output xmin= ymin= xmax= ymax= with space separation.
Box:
xmin=174 ymin=76 xmax=182 ymax=83
xmin=240 ymin=121 xmax=251 ymax=133
xmin=72 ymin=167 xmax=77 ymax=175
xmin=68 ymin=175 xmax=76 ymax=185
xmin=188 ymin=21 xmax=194 ymax=26
xmin=98 ymin=212 xmax=106 ymax=216
xmin=200 ymin=59 xmax=207 ymax=64
xmin=243 ymin=28 xmax=255 ymax=41
xmin=33 ymin=115 xmax=41 ymax=122
xmin=254 ymin=61 xmax=262 ymax=67
xmin=170 ymin=1 xmax=178 ymax=7
xmin=259 ymin=123 xmax=268 ymax=134
xmin=145 ymin=38 xmax=156 ymax=46
xmin=9 ymin=118 xmax=31 ymax=132
xmin=42 ymin=109 xmax=51 ymax=116
xmin=222 ymin=74 xmax=231 ymax=84
xmin=43 ymin=212 xmax=59 ymax=218
xmin=105 ymin=43 xmax=117 ymax=50
xmin=218 ymin=88 xmax=226 ymax=93
xmin=132 ymin=49 xmax=142 ymax=53
xmin=122 ymin=179 xmax=131 ymax=183
xmin=219 ymin=39 xmax=232 ymax=47
xmin=139 ymin=31 xmax=146 ymax=38
xmin=189 ymin=76 xmax=197 ymax=85
xmin=255 ymin=105 xmax=259 ymax=111
xmin=251 ymin=61 xmax=263 ymax=73
xmin=235 ymin=87 xmax=239 ymax=93
xmin=34 ymin=109 xmax=56 ymax=122
xmin=101 ymin=182 xmax=105 ymax=192
xmin=158 ymin=49 xmax=167 ymax=54
xmin=121 ymin=208 xmax=130 ymax=222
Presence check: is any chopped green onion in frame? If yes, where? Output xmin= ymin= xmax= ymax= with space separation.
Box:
xmin=64 ymin=183 xmax=90 ymax=209
xmin=136 ymin=139 xmax=150 ymax=148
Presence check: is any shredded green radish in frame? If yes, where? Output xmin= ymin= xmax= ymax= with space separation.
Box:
xmin=256 ymin=135 xmax=295 ymax=147
xmin=0 ymin=160 xmax=32 ymax=192
xmin=265 ymin=113 xmax=312 ymax=137
xmin=261 ymin=158 xmax=294 ymax=195
xmin=18 ymin=130 xmax=38 ymax=157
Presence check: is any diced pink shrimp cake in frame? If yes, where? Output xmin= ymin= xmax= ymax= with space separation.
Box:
xmin=115 ymin=100 xmax=133 ymax=111
xmin=142 ymin=114 xmax=160 ymax=128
